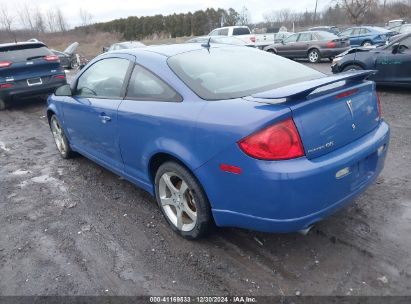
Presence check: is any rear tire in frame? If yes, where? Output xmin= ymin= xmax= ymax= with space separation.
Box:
xmin=308 ymin=49 xmax=321 ymax=63
xmin=0 ymin=99 xmax=6 ymax=111
xmin=342 ymin=64 xmax=363 ymax=72
xmin=361 ymin=40 xmax=372 ymax=47
xmin=155 ymin=161 xmax=213 ymax=239
xmin=267 ymin=49 xmax=276 ymax=54
xmin=49 ymin=115 xmax=74 ymax=159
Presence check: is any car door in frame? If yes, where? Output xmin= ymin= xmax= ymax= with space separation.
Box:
xmin=375 ymin=36 xmax=411 ymax=84
xmin=276 ymin=34 xmax=299 ymax=57
xmin=350 ymin=28 xmax=362 ymax=46
xmin=295 ymin=33 xmax=313 ymax=57
xmin=63 ymin=55 xmax=133 ymax=170
xmin=117 ymin=64 xmax=184 ymax=186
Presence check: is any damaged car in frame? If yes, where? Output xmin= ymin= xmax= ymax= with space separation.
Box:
xmin=52 ymin=42 xmax=79 ymax=69
xmin=332 ymin=33 xmax=411 ymax=87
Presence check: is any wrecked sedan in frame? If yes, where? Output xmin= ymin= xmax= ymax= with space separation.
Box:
xmin=47 ymin=44 xmax=389 ymax=239
xmin=52 ymin=42 xmax=79 ymax=69
xmin=332 ymin=33 xmax=411 ymax=87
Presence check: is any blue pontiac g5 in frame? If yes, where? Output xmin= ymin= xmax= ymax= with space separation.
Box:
xmin=47 ymin=44 xmax=389 ymax=239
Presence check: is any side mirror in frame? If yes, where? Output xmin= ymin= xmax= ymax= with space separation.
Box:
xmin=55 ymin=84 xmax=72 ymax=96
xmin=392 ymin=43 xmax=400 ymax=54
xmin=281 ymin=40 xmax=286 ymax=45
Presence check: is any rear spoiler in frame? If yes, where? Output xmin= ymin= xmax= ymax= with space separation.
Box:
xmin=252 ymin=70 xmax=376 ymax=100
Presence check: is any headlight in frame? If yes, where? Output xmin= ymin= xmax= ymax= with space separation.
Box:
xmin=332 ymin=57 xmax=342 ymax=65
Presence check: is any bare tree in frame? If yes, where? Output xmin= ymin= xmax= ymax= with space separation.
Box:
xmin=237 ymin=6 xmax=251 ymax=26
xmin=18 ymin=3 xmax=35 ymax=31
xmin=79 ymin=8 xmax=93 ymax=27
xmin=55 ymin=8 xmax=68 ymax=32
xmin=0 ymin=6 xmax=16 ymax=41
xmin=33 ymin=8 xmax=46 ymax=33
xmin=339 ymin=0 xmax=379 ymax=24
xmin=45 ymin=8 xmax=58 ymax=32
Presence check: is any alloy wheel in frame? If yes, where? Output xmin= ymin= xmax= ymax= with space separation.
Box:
xmin=51 ymin=117 xmax=67 ymax=155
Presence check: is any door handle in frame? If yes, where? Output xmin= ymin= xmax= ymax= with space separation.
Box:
xmin=99 ymin=113 xmax=111 ymax=123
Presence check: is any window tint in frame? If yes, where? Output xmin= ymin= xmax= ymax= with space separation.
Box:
xmin=219 ymin=28 xmax=229 ymax=36
xmin=233 ymin=27 xmax=250 ymax=35
xmin=76 ymin=58 xmax=130 ymax=98
xmin=0 ymin=44 xmax=52 ymax=62
xmin=126 ymin=65 xmax=181 ymax=101
xmin=284 ymin=34 xmax=298 ymax=43
xmin=168 ymin=46 xmax=323 ymax=100
xmin=298 ymin=33 xmax=312 ymax=42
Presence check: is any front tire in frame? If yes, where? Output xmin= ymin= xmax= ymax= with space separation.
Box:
xmin=49 ymin=115 xmax=74 ymax=159
xmin=308 ymin=49 xmax=321 ymax=63
xmin=361 ymin=40 xmax=372 ymax=47
xmin=342 ymin=64 xmax=363 ymax=72
xmin=155 ymin=161 xmax=213 ymax=239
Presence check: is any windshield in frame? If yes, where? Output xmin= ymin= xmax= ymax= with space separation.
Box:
xmin=168 ymin=46 xmax=323 ymax=100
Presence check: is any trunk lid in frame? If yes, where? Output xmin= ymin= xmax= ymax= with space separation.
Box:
xmin=251 ymin=71 xmax=381 ymax=159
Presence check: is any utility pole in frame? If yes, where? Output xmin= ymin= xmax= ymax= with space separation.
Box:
xmin=313 ymin=0 xmax=319 ymax=24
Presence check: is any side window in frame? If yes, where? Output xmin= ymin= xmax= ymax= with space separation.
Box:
xmin=352 ymin=28 xmax=361 ymax=35
xmin=360 ymin=28 xmax=370 ymax=34
xmin=340 ymin=29 xmax=352 ymax=36
xmin=284 ymin=34 xmax=298 ymax=43
xmin=298 ymin=33 xmax=312 ymax=42
xmin=126 ymin=65 xmax=182 ymax=102
xmin=219 ymin=28 xmax=229 ymax=36
xmin=209 ymin=29 xmax=219 ymax=36
xmin=76 ymin=58 xmax=130 ymax=98
xmin=233 ymin=28 xmax=250 ymax=36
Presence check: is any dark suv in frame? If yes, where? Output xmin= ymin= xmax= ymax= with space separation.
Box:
xmin=0 ymin=42 xmax=67 ymax=110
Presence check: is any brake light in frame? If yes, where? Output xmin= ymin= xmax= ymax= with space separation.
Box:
xmin=336 ymin=89 xmax=358 ymax=99
xmin=250 ymin=36 xmax=256 ymax=43
xmin=219 ymin=164 xmax=242 ymax=174
xmin=377 ymin=94 xmax=383 ymax=118
xmin=238 ymin=118 xmax=305 ymax=160
xmin=326 ymin=41 xmax=337 ymax=48
xmin=0 ymin=83 xmax=13 ymax=89
xmin=44 ymin=55 xmax=59 ymax=61
xmin=53 ymin=75 xmax=66 ymax=79
xmin=0 ymin=61 xmax=12 ymax=68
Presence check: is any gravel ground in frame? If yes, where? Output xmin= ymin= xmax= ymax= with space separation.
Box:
xmin=0 ymin=63 xmax=410 ymax=296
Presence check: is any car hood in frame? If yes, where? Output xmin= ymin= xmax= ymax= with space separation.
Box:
xmin=336 ymin=45 xmax=377 ymax=57
xmin=63 ymin=42 xmax=79 ymax=55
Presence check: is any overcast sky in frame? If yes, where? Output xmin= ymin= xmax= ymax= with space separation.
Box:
xmin=4 ymin=0 xmax=332 ymax=27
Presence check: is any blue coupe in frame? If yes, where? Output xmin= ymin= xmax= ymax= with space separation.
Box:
xmin=47 ymin=44 xmax=390 ymax=239
xmin=338 ymin=26 xmax=396 ymax=47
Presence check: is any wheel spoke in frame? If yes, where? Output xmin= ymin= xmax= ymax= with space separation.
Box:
xmin=163 ymin=173 xmax=179 ymax=194
xmin=160 ymin=196 xmax=177 ymax=207
xmin=182 ymin=202 xmax=196 ymax=222
xmin=176 ymin=208 xmax=183 ymax=230
xmin=179 ymin=181 xmax=188 ymax=195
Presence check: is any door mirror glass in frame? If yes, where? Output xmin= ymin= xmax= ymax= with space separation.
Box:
xmin=55 ymin=84 xmax=72 ymax=96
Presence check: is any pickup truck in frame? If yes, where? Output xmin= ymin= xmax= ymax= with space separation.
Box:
xmin=208 ymin=26 xmax=256 ymax=46
xmin=254 ymin=32 xmax=293 ymax=49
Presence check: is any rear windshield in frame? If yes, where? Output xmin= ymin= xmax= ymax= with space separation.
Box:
xmin=233 ymin=28 xmax=251 ymax=35
xmin=168 ymin=46 xmax=323 ymax=100
xmin=0 ymin=44 xmax=51 ymax=62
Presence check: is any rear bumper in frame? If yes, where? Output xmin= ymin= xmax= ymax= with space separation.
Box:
xmin=0 ymin=78 xmax=66 ymax=101
xmin=320 ymin=47 xmax=350 ymax=57
xmin=195 ymin=121 xmax=390 ymax=233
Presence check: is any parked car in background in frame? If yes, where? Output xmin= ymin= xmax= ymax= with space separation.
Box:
xmin=254 ymin=32 xmax=293 ymax=49
xmin=309 ymin=26 xmax=339 ymax=35
xmin=208 ymin=26 xmax=256 ymax=45
xmin=47 ymin=43 xmax=389 ymax=239
xmin=386 ymin=19 xmax=407 ymax=29
xmin=103 ymin=41 xmax=146 ymax=53
xmin=0 ymin=42 xmax=66 ymax=110
xmin=331 ymin=33 xmax=411 ymax=87
xmin=187 ymin=35 xmax=253 ymax=47
xmin=52 ymin=42 xmax=79 ymax=69
xmin=264 ymin=31 xmax=350 ymax=63
xmin=338 ymin=26 xmax=396 ymax=47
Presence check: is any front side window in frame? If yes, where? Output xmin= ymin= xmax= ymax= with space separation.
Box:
xmin=168 ymin=46 xmax=323 ymax=100
xmin=284 ymin=34 xmax=298 ymax=43
xmin=352 ymin=28 xmax=361 ymax=35
xmin=76 ymin=58 xmax=130 ymax=98
xmin=126 ymin=65 xmax=181 ymax=101
xmin=219 ymin=28 xmax=229 ymax=36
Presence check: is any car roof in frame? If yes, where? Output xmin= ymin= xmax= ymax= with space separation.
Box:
xmin=117 ymin=43 xmax=222 ymax=57
xmin=0 ymin=41 xmax=46 ymax=49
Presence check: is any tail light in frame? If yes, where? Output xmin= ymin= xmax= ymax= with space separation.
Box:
xmin=44 ymin=55 xmax=59 ymax=61
xmin=336 ymin=88 xmax=358 ymax=99
xmin=326 ymin=41 xmax=337 ymax=48
xmin=53 ymin=75 xmax=66 ymax=79
xmin=0 ymin=61 xmax=12 ymax=68
xmin=238 ymin=118 xmax=305 ymax=160
xmin=0 ymin=83 xmax=13 ymax=89
xmin=377 ymin=94 xmax=383 ymax=118
xmin=250 ymin=36 xmax=256 ymax=43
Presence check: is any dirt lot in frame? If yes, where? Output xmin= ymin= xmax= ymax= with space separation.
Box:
xmin=0 ymin=62 xmax=410 ymax=296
